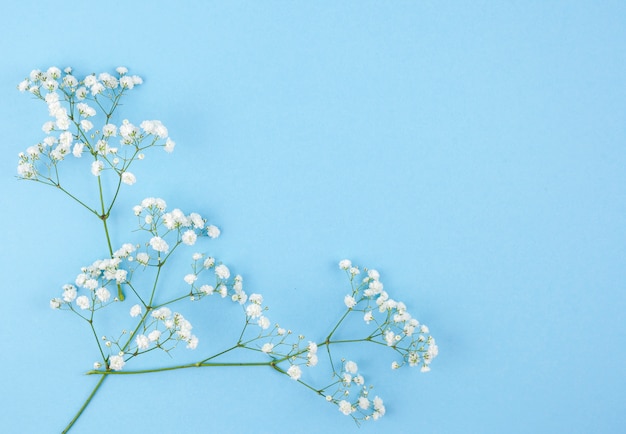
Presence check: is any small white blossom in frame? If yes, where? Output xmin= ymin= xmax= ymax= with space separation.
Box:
xmin=109 ymin=354 xmax=125 ymax=371
xmin=164 ymin=138 xmax=175 ymax=152
xmin=62 ymin=284 xmax=77 ymax=302
xmin=135 ymin=334 xmax=149 ymax=350
xmin=215 ymin=264 xmax=230 ymax=279
xmin=339 ymin=259 xmax=352 ymax=270
xmin=72 ymin=143 xmax=84 ymax=158
xmin=345 ymin=361 xmax=358 ymax=374
xmin=248 ymin=293 xmax=263 ymax=305
xmin=287 ymin=364 xmax=302 ymax=381
xmin=358 ymin=397 xmax=370 ymax=410
xmin=246 ymin=303 xmax=262 ymax=318
xmin=91 ymin=160 xmax=103 ymax=176
xmin=344 ymin=295 xmax=357 ymax=309
xmin=338 ymin=400 xmax=353 ymax=415
xmin=121 ymin=172 xmax=136 ymax=185
xmin=76 ymin=295 xmax=90 ymax=310
xmin=42 ymin=121 xmax=55 ymax=133
xmin=80 ymin=120 xmax=93 ymax=131
xmin=257 ymin=316 xmax=270 ymax=330
xmin=182 ymin=230 xmax=197 ymax=246
xmin=207 ymin=225 xmax=220 ymax=239
xmin=149 ymin=236 xmax=169 ymax=253
xmin=385 ymin=330 xmax=395 ymax=346
xmin=363 ymin=311 xmax=374 ymax=324
xmin=120 ymin=76 xmax=134 ymax=89
xmin=368 ymin=269 xmax=380 ymax=280
xmin=136 ymin=252 xmax=149 ymax=265
xmin=307 ymin=354 xmax=318 ymax=367
xmin=151 ymin=307 xmax=172 ymax=320
xmin=372 ymin=396 xmax=385 ymax=419
xmin=148 ymin=330 xmax=161 ymax=342
xmin=103 ymin=124 xmax=117 ymax=136
xmin=95 ymin=287 xmax=111 ymax=302
xmin=261 ymin=343 xmax=274 ymax=353
xmin=50 ymin=298 xmax=62 ymax=309
xmin=187 ymin=335 xmax=199 ymax=349
xmin=130 ymin=304 xmax=142 ymax=317
xmin=184 ymin=274 xmax=197 ymax=285
xmin=200 ymin=284 xmax=214 ymax=295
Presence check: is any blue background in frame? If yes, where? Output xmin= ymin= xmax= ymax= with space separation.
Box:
xmin=1 ymin=1 xmax=625 ymax=433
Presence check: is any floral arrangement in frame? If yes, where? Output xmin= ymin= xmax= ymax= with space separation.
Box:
xmin=16 ymin=66 xmax=438 ymax=433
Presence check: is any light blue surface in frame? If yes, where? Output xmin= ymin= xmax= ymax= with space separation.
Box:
xmin=1 ymin=1 xmax=625 ymax=433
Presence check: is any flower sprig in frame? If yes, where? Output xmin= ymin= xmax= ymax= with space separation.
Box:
xmin=16 ymin=66 xmax=438 ymax=433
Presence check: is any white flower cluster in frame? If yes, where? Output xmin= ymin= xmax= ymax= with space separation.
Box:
xmin=50 ymin=253 xmax=133 ymax=311
xmin=339 ymin=259 xmax=439 ymax=372
xmin=325 ymin=360 xmax=386 ymax=422
xmin=131 ymin=197 xmax=218 ymax=262
xmin=183 ymin=253 xmax=272 ymax=331
xmin=130 ymin=306 xmax=199 ymax=352
xmin=16 ymin=66 xmax=174 ymax=189
xmin=279 ymin=339 xmax=319 ymax=382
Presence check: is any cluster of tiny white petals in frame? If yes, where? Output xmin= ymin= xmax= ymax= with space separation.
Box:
xmin=338 ymin=260 xmax=438 ymax=372
xmin=322 ymin=360 xmax=385 ymax=422
xmin=109 ymin=354 xmax=125 ymax=371
xmin=16 ymin=66 xmax=174 ymax=185
xmin=51 ymin=250 xmax=135 ymax=312
xmin=287 ymin=364 xmax=302 ymax=381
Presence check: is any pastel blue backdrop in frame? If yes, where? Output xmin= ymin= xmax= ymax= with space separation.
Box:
xmin=1 ymin=1 xmax=625 ymax=433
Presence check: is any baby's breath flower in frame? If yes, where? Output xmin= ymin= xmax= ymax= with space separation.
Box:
xmin=287 ymin=364 xmax=302 ymax=381
xmin=338 ymin=400 xmax=353 ymax=415
xmin=345 ymin=361 xmax=358 ymax=374
xmin=215 ymin=264 xmax=230 ymax=279
xmin=95 ymin=287 xmax=111 ymax=303
xmin=200 ymin=284 xmax=214 ymax=295
xmin=149 ymin=236 xmax=169 ymax=253
xmin=358 ymin=397 xmax=370 ymax=410
xmin=91 ymin=161 xmax=103 ymax=176
xmin=187 ymin=335 xmax=199 ymax=349
xmin=164 ymin=138 xmax=175 ymax=152
xmin=76 ymin=295 xmax=90 ymax=310
xmin=182 ymin=230 xmax=197 ymax=246
xmin=258 ymin=316 xmax=270 ymax=330
xmin=136 ymin=252 xmax=149 ymax=265
xmin=207 ymin=225 xmax=220 ymax=239
xmin=121 ymin=172 xmax=136 ymax=185
xmin=129 ymin=304 xmax=142 ymax=317
xmin=136 ymin=334 xmax=149 ymax=350
xmin=109 ymin=354 xmax=125 ymax=371
xmin=246 ymin=303 xmax=262 ymax=318
xmin=344 ymin=295 xmax=357 ymax=309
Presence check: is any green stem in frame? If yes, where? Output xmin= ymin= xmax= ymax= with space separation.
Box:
xmin=54 ymin=182 xmax=99 ymax=216
xmin=87 ymin=361 xmax=272 ymax=376
xmin=325 ymin=309 xmax=351 ymax=342
xmin=61 ymin=375 xmax=107 ymax=434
